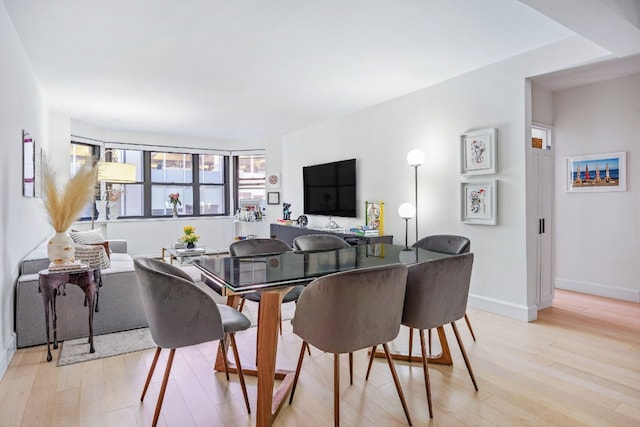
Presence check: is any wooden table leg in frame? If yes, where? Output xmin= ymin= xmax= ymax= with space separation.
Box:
xmin=213 ymin=289 xmax=296 ymax=427
xmin=373 ymin=325 xmax=453 ymax=365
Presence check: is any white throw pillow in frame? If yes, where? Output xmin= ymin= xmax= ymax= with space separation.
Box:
xmin=70 ymin=229 xmax=106 ymax=245
xmin=74 ymin=243 xmax=111 ymax=269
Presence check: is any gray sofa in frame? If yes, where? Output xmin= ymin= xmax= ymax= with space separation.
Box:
xmin=15 ymin=239 xmax=148 ymax=348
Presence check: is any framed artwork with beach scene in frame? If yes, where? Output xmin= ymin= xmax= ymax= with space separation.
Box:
xmin=460 ymin=128 xmax=497 ymax=175
xmin=567 ymin=152 xmax=626 ymax=192
xmin=460 ymin=180 xmax=497 ymax=225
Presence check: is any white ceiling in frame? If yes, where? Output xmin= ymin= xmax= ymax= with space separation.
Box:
xmin=3 ymin=0 xmax=638 ymax=141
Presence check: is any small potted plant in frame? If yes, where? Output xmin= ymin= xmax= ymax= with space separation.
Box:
xmin=181 ymin=225 xmax=199 ymax=249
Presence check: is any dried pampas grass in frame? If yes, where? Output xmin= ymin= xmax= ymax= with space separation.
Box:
xmin=42 ymin=157 xmax=97 ymax=232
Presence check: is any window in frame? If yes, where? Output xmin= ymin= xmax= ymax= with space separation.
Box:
xmin=71 ymin=142 xmax=254 ymax=220
xmin=235 ymin=154 xmax=266 ymax=203
xmin=70 ymin=142 xmax=99 ymax=220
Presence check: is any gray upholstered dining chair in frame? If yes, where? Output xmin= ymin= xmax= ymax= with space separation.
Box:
xmin=230 ymin=238 xmax=300 ymax=336
xmin=289 ymin=264 xmax=412 ymax=427
xmin=292 ymin=234 xmax=351 ymax=251
xmin=133 ymin=257 xmax=251 ymax=427
xmin=367 ymin=253 xmax=476 ymax=419
xmin=412 ymin=234 xmax=476 ymax=355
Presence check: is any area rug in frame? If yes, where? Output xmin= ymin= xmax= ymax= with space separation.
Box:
xmin=58 ymin=327 xmax=155 ymax=366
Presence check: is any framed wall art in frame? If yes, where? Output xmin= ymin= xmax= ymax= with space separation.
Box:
xmin=267 ymin=191 xmax=280 ymax=205
xmin=460 ymin=180 xmax=497 ymax=225
xmin=23 ymin=130 xmax=35 ymax=198
xmin=267 ymin=173 xmax=280 ymax=189
xmin=566 ymin=151 xmax=626 ymax=192
xmin=460 ymin=128 xmax=497 ymax=175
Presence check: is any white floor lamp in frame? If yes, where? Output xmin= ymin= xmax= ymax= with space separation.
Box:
xmin=398 ymin=202 xmax=416 ymax=250
xmin=406 ymin=149 xmax=425 ymax=244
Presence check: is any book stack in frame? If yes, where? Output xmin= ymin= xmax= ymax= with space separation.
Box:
xmin=49 ymin=261 xmax=88 ymax=272
xmin=349 ymin=226 xmax=380 ymax=237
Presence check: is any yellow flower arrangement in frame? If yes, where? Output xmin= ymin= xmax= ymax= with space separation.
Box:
xmin=181 ymin=225 xmax=200 ymax=244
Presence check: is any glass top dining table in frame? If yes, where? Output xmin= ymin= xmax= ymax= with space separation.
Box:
xmin=192 ymin=243 xmax=451 ymax=296
xmin=192 ymin=243 xmax=454 ymax=427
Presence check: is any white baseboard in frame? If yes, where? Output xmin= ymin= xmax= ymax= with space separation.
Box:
xmin=0 ymin=333 xmax=17 ymax=382
xmin=555 ymin=279 xmax=640 ymax=303
xmin=468 ymin=294 xmax=538 ymax=322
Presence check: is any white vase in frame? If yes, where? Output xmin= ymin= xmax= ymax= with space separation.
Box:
xmin=95 ymin=200 xmax=108 ymax=221
xmin=108 ymin=200 xmax=120 ymax=220
xmin=47 ymin=232 xmax=75 ymax=265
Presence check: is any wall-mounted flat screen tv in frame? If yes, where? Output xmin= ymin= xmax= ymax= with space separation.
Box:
xmin=303 ymin=158 xmax=357 ymax=218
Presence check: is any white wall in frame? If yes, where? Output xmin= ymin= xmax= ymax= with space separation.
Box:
xmin=280 ymin=37 xmax=611 ymax=322
xmin=553 ymin=72 xmax=640 ymax=302
xmin=0 ymin=2 xmax=50 ymax=379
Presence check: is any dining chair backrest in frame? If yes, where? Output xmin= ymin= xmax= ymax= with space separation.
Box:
xmin=293 ymin=263 xmax=408 ymax=354
xmin=413 ymin=234 xmax=470 ymax=254
xmin=229 ymin=238 xmax=292 ymax=257
xmin=402 ymin=253 xmax=474 ymax=330
xmin=292 ymin=234 xmax=351 ymax=251
xmin=134 ymin=257 xmax=225 ymax=348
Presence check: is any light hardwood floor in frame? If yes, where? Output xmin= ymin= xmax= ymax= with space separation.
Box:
xmin=1 ymin=289 xmax=638 ymax=426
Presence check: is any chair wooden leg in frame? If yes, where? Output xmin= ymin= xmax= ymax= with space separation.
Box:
xmin=464 ymin=313 xmax=476 ymax=341
xmin=408 ymin=327 xmax=414 ymax=358
xmin=219 ymin=336 xmax=230 ymax=380
xmin=419 ymin=330 xmax=433 ymax=418
xmin=334 ymin=353 xmax=340 ymax=427
xmin=238 ymin=297 xmax=246 ymax=312
xmin=255 ymin=301 xmax=262 ymax=365
xmin=349 ymin=352 xmax=353 ymax=385
xmin=289 ymin=341 xmax=308 ymax=404
xmin=152 ymin=348 xmax=175 ymax=427
xmin=229 ymin=333 xmax=251 ymax=414
xmin=365 ymin=345 xmax=377 ymax=380
xmin=141 ymin=347 xmax=162 ymax=401
xmin=451 ymin=322 xmax=478 ymax=391
xmin=428 ymin=328 xmax=432 ymax=355
xmin=382 ymin=343 xmax=412 ymax=426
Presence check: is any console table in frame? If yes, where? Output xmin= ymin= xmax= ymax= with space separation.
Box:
xmin=38 ymin=268 xmax=100 ymax=362
xmin=270 ymin=223 xmax=393 ymax=246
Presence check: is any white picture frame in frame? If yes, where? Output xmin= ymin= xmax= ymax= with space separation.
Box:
xmin=460 ymin=128 xmax=497 ymax=175
xmin=566 ymin=151 xmax=626 ymax=192
xmin=460 ymin=180 xmax=497 ymax=225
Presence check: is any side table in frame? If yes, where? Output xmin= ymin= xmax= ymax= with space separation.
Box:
xmin=38 ymin=268 xmax=101 ymax=362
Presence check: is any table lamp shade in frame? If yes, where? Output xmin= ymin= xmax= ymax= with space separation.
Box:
xmin=97 ymin=162 xmax=136 ymax=183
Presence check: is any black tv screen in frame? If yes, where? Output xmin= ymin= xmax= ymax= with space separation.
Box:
xmin=303 ymin=159 xmax=357 ymax=218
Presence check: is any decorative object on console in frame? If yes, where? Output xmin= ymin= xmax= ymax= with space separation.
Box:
xmin=282 ymin=202 xmax=291 ymax=220
xmin=407 ymin=149 xmax=424 ymax=243
xmin=296 ymin=215 xmax=308 ymax=227
xmin=566 ymin=151 xmax=626 ymax=193
xmin=398 ymin=202 xmax=416 ymax=249
xmin=460 ymin=180 xmax=497 ymax=225
xmin=181 ymin=225 xmax=200 ymax=249
xmin=168 ymin=193 xmax=181 ymax=218
xmin=460 ymin=128 xmax=497 ymax=175
xmin=365 ymin=200 xmax=384 ymax=235
xmin=42 ymin=156 xmax=97 ymax=267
